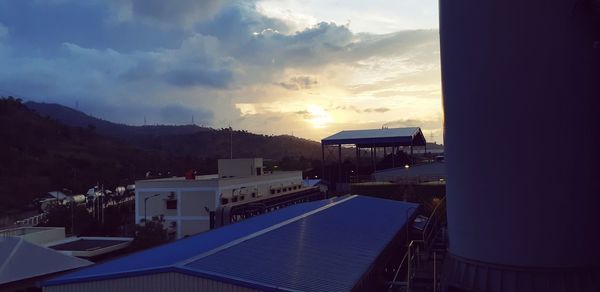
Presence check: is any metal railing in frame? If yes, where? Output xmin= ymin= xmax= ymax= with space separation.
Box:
xmin=388 ymin=197 xmax=447 ymax=291
xmin=14 ymin=213 xmax=46 ymax=227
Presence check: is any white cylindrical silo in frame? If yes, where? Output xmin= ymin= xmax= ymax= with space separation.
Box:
xmin=440 ymin=0 xmax=600 ymax=291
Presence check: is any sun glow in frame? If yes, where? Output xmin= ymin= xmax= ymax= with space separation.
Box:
xmin=306 ymin=104 xmax=333 ymax=128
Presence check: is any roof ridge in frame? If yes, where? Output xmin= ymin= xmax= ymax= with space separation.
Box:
xmin=175 ymin=195 xmax=358 ymax=267
xmin=0 ymin=237 xmax=22 ymax=278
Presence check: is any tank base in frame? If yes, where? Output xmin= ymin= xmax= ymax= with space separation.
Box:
xmin=442 ymin=253 xmax=600 ymax=292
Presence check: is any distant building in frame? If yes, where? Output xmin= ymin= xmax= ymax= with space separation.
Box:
xmin=372 ymin=161 xmax=446 ymax=183
xmin=135 ymin=158 xmax=305 ymax=239
xmin=0 ymin=237 xmax=92 ymax=291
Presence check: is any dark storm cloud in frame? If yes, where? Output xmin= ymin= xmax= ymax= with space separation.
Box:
xmin=164 ymin=68 xmax=233 ymax=88
xmin=125 ymin=0 xmax=225 ymax=25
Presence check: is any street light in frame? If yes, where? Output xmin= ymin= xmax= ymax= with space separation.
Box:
xmin=144 ymin=194 xmax=161 ymax=223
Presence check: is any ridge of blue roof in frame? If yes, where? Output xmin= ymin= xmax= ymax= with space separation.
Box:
xmin=44 ymin=197 xmax=342 ymax=286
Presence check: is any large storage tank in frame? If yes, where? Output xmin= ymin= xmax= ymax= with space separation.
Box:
xmin=440 ymin=1 xmax=600 ymax=291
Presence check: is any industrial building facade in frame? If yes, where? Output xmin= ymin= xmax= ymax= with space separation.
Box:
xmin=44 ymin=195 xmax=419 ymax=292
xmin=135 ymin=158 xmax=305 ymax=239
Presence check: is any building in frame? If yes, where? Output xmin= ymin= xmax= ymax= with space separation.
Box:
xmin=321 ymin=127 xmax=427 ymax=190
xmin=372 ymin=161 xmax=445 ymax=183
xmin=0 ymin=226 xmax=133 ymax=260
xmin=135 ymin=158 xmax=306 ymax=239
xmin=44 ymin=195 xmax=419 ymax=292
xmin=0 ymin=237 xmax=92 ymax=291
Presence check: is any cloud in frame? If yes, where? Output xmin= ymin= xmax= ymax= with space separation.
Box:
xmin=0 ymin=22 xmax=7 ymax=39
xmin=364 ymin=107 xmax=390 ymax=113
xmin=0 ymin=0 xmax=442 ymax=140
xmin=279 ymin=76 xmax=318 ymax=90
xmin=113 ymin=0 xmax=231 ymax=27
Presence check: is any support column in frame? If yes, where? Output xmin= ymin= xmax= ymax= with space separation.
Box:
xmin=355 ymin=146 xmax=360 ymax=180
xmin=321 ymin=143 xmax=325 ymax=180
xmin=338 ymin=144 xmax=342 ymax=183
xmin=392 ymin=146 xmax=396 ymax=168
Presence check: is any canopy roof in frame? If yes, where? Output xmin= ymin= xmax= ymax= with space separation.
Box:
xmin=322 ymin=127 xmax=426 ymax=147
xmin=0 ymin=237 xmax=92 ymax=285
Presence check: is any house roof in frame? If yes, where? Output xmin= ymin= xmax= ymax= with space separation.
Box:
xmin=321 ymin=127 xmax=426 ymax=147
xmin=0 ymin=237 xmax=92 ymax=285
xmin=45 ymin=196 xmax=419 ymax=291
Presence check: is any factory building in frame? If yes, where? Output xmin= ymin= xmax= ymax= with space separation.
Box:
xmin=135 ymin=158 xmax=307 ymax=239
xmin=44 ymin=195 xmax=419 ymax=292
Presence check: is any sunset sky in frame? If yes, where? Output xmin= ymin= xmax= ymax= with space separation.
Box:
xmin=0 ymin=0 xmax=442 ymax=142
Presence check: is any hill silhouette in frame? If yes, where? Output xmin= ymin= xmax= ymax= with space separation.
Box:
xmin=25 ymin=101 xmax=322 ymax=160
xmin=0 ymin=98 xmax=214 ymax=213
xmin=0 ymin=98 xmax=326 ymax=213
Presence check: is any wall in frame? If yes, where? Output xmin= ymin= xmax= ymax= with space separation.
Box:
xmin=441 ymin=0 xmax=600 ymax=268
xmin=44 ymin=272 xmax=260 ymax=292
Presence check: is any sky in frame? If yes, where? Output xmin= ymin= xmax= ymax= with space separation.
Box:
xmin=0 ymin=0 xmax=442 ymax=142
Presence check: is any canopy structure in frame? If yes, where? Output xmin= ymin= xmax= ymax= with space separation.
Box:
xmin=320 ymin=127 xmax=427 ymax=187
xmin=322 ymin=127 xmax=426 ymax=147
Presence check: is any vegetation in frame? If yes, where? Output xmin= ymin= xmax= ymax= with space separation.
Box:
xmin=130 ymin=217 xmax=169 ymax=251
xmin=0 ymin=97 xmax=204 ymax=213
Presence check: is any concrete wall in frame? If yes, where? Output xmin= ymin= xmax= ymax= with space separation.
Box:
xmin=44 ymin=272 xmax=260 ymax=292
xmin=0 ymin=227 xmax=66 ymax=245
xmin=218 ymin=158 xmax=263 ymax=178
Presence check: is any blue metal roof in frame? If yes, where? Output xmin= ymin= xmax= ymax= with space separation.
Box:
xmin=45 ymin=196 xmax=418 ymax=291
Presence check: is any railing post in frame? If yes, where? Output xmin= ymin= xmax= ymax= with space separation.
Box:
xmin=433 ymin=251 xmax=437 ymax=292
xmin=407 ymin=244 xmax=411 ymax=292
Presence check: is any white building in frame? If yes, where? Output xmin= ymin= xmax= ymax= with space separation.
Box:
xmin=135 ymin=158 xmax=304 ymax=239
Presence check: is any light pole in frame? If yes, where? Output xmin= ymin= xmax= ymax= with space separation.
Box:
xmin=144 ymin=194 xmax=161 ymax=223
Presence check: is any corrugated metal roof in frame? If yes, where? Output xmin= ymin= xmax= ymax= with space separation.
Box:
xmin=321 ymin=127 xmax=426 ymax=146
xmin=0 ymin=237 xmax=92 ymax=285
xmin=45 ymin=196 xmax=418 ymax=291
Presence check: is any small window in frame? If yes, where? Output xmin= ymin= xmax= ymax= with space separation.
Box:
xmin=221 ymin=198 xmax=229 ymax=205
xmin=240 ymin=195 xmax=245 ymax=201
xmin=270 ymin=189 xmax=275 ymax=195
xmin=232 ymin=196 xmax=238 ymax=203
xmin=166 ymin=199 xmax=177 ymax=209
xmin=251 ymin=192 xmax=256 ymax=198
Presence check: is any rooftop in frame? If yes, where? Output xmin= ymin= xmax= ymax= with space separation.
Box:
xmin=0 ymin=237 xmax=92 ymax=285
xmin=45 ymin=195 xmax=419 ymax=291
xmin=373 ymin=161 xmax=446 ymax=182
xmin=322 ymin=127 xmax=426 ymax=147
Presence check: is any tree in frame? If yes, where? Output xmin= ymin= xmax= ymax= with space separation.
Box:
xmin=40 ymin=203 xmax=99 ymax=235
xmin=130 ymin=217 xmax=169 ymax=251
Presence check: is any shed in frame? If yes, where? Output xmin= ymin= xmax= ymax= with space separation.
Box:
xmin=44 ymin=195 xmax=419 ymax=292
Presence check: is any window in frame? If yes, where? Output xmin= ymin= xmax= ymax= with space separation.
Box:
xmin=166 ymin=199 xmax=177 ymax=209
xmin=221 ymin=198 xmax=229 ymax=205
